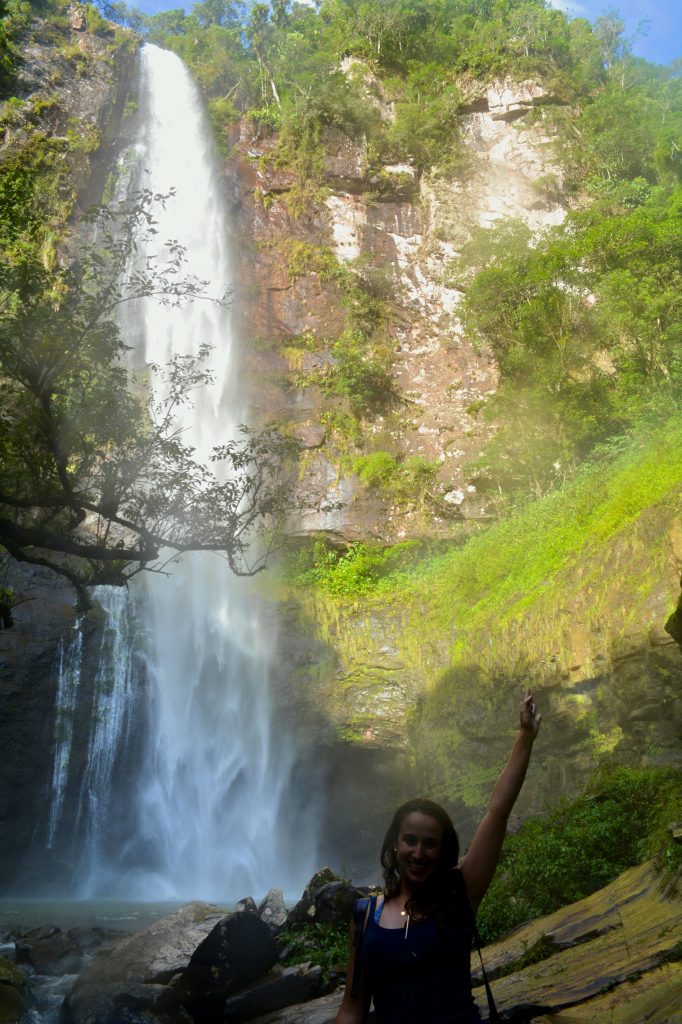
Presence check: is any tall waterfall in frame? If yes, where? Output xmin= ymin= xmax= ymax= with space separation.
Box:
xmin=68 ymin=44 xmax=316 ymax=901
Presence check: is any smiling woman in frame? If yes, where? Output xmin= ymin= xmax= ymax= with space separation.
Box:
xmin=335 ymin=692 xmax=542 ymax=1024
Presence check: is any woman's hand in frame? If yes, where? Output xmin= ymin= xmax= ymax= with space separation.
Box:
xmin=520 ymin=688 xmax=542 ymax=739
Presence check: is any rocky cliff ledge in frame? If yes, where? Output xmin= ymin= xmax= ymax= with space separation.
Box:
xmin=227 ymin=77 xmax=566 ymax=535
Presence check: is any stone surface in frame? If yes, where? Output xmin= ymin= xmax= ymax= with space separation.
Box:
xmin=176 ymin=911 xmax=279 ymax=1017
xmin=259 ymin=888 xmax=289 ymax=930
xmin=224 ymin=964 xmax=323 ymax=1021
xmin=15 ymin=924 xmax=81 ymax=976
xmin=237 ymin=897 xmax=259 ymax=915
xmin=249 ymin=991 xmax=342 ymax=1024
xmin=479 ymin=861 xmax=682 ymax=1021
xmin=62 ymin=981 xmax=191 ymax=1024
xmin=0 ymin=955 xmax=29 ymax=1024
xmin=75 ymin=903 xmax=226 ymax=985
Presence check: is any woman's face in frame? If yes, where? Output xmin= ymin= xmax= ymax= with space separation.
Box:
xmin=395 ymin=811 xmax=443 ymax=887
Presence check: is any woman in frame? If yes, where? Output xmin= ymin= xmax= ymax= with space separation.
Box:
xmin=335 ymin=690 xmax=542 ymax=1024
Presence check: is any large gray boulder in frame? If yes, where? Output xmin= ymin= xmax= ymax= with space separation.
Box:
xmin=258 ymin=888 xmax=288 ymax=931
xmin=75 ymin=902 xmax=225 ymax=986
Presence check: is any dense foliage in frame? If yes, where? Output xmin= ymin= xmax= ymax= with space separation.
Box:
xmin=0 ymin=191 xmax=301 ymax=607
xmin=476 ymin=764 xmax=682 ymax=943
xmin=0 ymin=4 xmax=300 ymax=608
xmin=124 ymin=0 xmax=682 ymax=505
xmin=2 ymin=0 xmax=681 ymax=589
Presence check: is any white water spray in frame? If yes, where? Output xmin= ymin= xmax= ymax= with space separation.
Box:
xmin=71 ymin=45 xmax=315 ymax=901
xmin=46 ymin=620 xmax=83 ymax=849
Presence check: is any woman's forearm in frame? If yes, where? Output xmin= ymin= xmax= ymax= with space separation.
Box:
xmin=487 ymin=728 xmax=536 ymax=822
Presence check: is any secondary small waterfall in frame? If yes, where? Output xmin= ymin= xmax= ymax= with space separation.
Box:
xmin=45 ymin=44 xmax=316 ymax=901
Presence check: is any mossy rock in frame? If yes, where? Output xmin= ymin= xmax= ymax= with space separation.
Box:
xmin=0 ymin=955 xmax=29 ymax=1024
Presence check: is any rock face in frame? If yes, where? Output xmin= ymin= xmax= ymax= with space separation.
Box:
xmin=66 ymin=904 xmax=280 ymax=1022
xmin=175 ymin=912 xmax=279 ymax=1017
xmin=74 ymin=903 xmax=226 ymax=986
xmin=229 ymin=77 xmax=565 ymax=536
xmin=273 ymin=487 xmax=682 ymax=858
xmin=479 ymin=860 xmax=682 ymax=1023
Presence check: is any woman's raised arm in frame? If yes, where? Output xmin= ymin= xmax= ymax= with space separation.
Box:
xmin=460 ymin=690 xmax=541 ymax=910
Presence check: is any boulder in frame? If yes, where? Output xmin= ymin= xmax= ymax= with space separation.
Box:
xmin=259 ymin=888 xmax=288 ymax=931
xmin=245 ymin=990 xmax=343 ymax=1023
xmin=176 ymin=912 xmax=278 ymax=1018
xmin=304 ymin=882 xmax=368 ymax=928
xmin=61 ymin=981 xmax=192 ymax=1024
xmin=15 ymin=924 xmax=81 ymax=976
xmin=223 ymin=963 xmax=323 ymax=1021
xmin=0 ymin=955 xmax=30 ymax=1024
xmin=287 ymin=869 xmax=349 ymax=927
xmin=75 ymin=902 xmax=225 ymax=986
xmin=236 ymin=897 xmax=259 ymax=915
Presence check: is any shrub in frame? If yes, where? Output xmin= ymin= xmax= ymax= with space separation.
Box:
xmin=476 ymin=764 xmax=682 ymax=943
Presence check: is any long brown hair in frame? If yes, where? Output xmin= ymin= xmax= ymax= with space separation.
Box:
xmin=380 ymin=797 xmax=464 ymax=923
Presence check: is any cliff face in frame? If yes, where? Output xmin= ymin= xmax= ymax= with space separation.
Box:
xmin=222 ymin=73 xmax=681 ymax=857
xmin=228 ymin=76 xmax=566 ymax=533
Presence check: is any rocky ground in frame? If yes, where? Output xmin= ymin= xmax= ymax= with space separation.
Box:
xmin=1 ymin=860 xmax=679 ymax=1024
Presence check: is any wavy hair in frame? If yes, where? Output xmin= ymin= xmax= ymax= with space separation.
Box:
xmin=380 ymin=797 xmax=464 ymax=923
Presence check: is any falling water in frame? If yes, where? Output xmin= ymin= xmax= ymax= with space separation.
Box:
xmin=66 ymin=44 xmax=316 ymax=901
xmin=46 ymin=620 xmax=83 ymax=849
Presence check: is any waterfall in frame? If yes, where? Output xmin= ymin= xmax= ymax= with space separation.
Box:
xmin=62 ymin=44 xmax=316 ymax=902
xmin=46 ymin=620 xmax=83 ymax=849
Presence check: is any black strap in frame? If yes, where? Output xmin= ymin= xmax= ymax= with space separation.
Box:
xmin=471 ymin=917 xmax=501 ymax=1024
xmin=451 ymin=871 xmax=500 ymax=1024
xmin=350 ymin=895 xmax=376 ymax=997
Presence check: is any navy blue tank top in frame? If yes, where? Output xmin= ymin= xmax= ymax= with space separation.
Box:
xmin=360 ymin=897 xmax=482 ymax=1024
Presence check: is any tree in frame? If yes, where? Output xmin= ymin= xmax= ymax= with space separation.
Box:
xmin=0 ymin=191 xmax=302 ymax=614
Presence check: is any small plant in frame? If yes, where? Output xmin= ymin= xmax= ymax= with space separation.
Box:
xmin=0 ymin=586 xmax=16 ymax=629
xmin=279 ymin=922 xmax=349 ymax=979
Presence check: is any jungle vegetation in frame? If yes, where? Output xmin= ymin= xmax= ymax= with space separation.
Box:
xmin=129 ymin=0 xmax=682 ymax=502
xmin=0 ymin=0 xmax=681 ymax=594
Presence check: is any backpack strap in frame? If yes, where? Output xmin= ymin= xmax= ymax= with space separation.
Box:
xmin=350 ymin=894 xmax=377 ymax=997
xmin=453 ymin=872 xmax=500 ymax=1024
xmin=470 ymin=917 xmax=501 ymax=1024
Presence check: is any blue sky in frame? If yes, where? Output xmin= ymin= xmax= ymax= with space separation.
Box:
xmin=133 ymin=0 xmax=680 ymax=66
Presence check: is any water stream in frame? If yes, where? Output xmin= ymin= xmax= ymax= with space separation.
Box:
xmin=43 ymin=44 xmax=315 ymax=903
